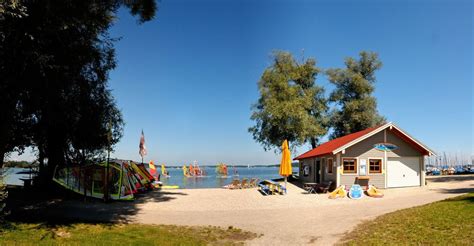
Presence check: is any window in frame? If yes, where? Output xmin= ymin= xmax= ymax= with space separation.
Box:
xmin=369 ymin=159 xmax=382 ymax=174
xmin=343 ymin=158 xmax=357 ymax=174
xmin=327 ymin=158 xmax=333 ymax=174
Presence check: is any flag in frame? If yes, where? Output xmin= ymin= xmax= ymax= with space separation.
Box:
xmin=139 ymin=130 xmax=147 ymax=158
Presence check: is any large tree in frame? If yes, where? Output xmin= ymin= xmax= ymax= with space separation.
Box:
xmin=0 ymin=0 xmax=156 ymax=182
xmin=249 ymin=51 xmax=328 ymax=151
xmin=327 ymin=51 xmax=386 ymax=139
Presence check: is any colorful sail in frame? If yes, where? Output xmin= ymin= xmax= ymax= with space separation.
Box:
xmin=52 ymin=159 xmax=155 ymax=201
xmin=182 ymin=165 xmax=188 ymax=176
xmin=149 ymin=160 xmax=156 ymax=176
xmin=161 ymin=164 xmax=167 ymax=175
xmin=216 ymin=163 xmax=228 ymax=176
xmin=189 ymin=164 xmax=194 ymax=176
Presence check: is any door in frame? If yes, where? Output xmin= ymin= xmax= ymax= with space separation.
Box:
xmin=314 ymin=160 xmax=321 ymax=183
xmin=387 ymin=157 xmax=420 ymax=187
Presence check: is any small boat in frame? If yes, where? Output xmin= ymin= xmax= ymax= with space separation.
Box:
xmin=328 ymin=185 xmax=346 ymax=199
xmin=431 ymin=167 xmax=441 ymax=175
xmin=161 ymin=185 xmax=179 ymax=189
xmin=161 ymin=164 xmax=170 ymax=178
xmin=232 ymin=165 xmax=239 ymax=177
xmin=348 ymin=184 xmax=363 ymax=199
xmin=216 ymin=163 xmax=228 ymax=178
xmin=366 ymin=185 xmax=384 ymax=198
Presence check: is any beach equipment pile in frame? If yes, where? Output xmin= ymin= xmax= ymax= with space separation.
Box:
xmin=328 ymin=184 xmax=384 ymax=199
xmin=223 ymin=178 xmax=259 ymax=189
xmin=53 ymin=159 xmax=156 ymax=200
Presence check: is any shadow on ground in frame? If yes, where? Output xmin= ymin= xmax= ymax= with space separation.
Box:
xmin=433 ymin=187 xmax=474 ymax=195
xmin=6 ymin=186 xmax=188 ymax=225
xmin=426 ymin=175 xmax=474 ymax=183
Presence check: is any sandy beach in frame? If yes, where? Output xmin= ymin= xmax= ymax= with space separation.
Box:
xmin=38 ymin=175 xmax=474 ymax=245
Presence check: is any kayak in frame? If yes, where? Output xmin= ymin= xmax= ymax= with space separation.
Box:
xmin=328 ymin=185 xmax=347 ymax=199
xmin=367 ymin=185 xmax=384 ymax=198
xmin=348 ymin=184 xmax=363 ymax=199
xmin=161 ymin=185 xmax=180 ymax=189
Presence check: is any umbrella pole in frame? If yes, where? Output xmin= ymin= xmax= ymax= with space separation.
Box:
xmin=284 ymin=176 xmax=287 ymax=194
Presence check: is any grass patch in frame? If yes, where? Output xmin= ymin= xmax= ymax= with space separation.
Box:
xmin=341 ymin=193 xmax=474 ymax=245
xmin=0 ymin=222 xmax=258 ymax=245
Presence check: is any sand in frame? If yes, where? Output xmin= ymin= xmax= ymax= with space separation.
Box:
xmin=40 ymin=175 xmax=474 ymax=245
xmin=128 ymin=175 xmax=473 ymax=245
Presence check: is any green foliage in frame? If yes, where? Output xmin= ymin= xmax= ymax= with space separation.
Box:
xmin=341 ymin=193 xmax=474 ymax=245
xmin=0 ymin=0 xmax=27 ymax=20
xmin=0 ymin=223 xmax=258 ymax=245
xmin=249 ymin=51 xmax=328 ymax=151
xmin=0 ymin=1 xmax=157 ymax=182
xmin=327 ymin=51 xmax=385 ymax=139
xmin=2 ymin=161 xmax=31 ymax=168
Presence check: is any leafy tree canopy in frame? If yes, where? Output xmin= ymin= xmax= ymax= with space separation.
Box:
xmin=327 ymin=51 xmax=386 ymax=139
xmin=249 ymin=51 xmax=328 ymax=152
xmin=0 ymin=0 xmax=157 ymax=183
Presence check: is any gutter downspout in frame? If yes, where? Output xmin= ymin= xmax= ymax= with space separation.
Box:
xmin=336 ymin=152 xmax=341 ymax=187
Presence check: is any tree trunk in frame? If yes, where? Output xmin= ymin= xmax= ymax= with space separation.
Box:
xmin=0 ymin=149 xmax=5 ymax=168
xmin=310 ymin=137 xmax=317 ymax=149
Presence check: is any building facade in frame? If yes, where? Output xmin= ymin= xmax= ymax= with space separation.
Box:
xmin=295 ymin=122 xmax=434 ymax=188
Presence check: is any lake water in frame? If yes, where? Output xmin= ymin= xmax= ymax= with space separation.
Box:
xmin=1 ymin=167 xmax=32 ymax=186
xmin=2 ymin=166 xmax=299 ymax=189
xmin=159 ymin=166 xmax=299 ymax=189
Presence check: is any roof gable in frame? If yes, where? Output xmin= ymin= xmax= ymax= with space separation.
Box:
xmin=294 ymin=122 xmax=434 ymax=160
xmin=294 ymin=126 xmax=380 ymax=160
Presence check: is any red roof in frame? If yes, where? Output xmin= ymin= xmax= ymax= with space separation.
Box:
xmin=294 ymin=126 xmax=380 ymax=160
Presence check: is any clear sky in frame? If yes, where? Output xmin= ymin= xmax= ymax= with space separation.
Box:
xmin=11 ymin=0 xmax=473 ymax=165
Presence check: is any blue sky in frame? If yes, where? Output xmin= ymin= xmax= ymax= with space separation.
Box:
xmin=108 ymin=0 xmax=472 ymax=165
xmin=11 ymin=0 xmax=473 ymax=165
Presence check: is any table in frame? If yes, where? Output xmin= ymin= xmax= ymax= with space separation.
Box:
xmin=262 ymin=180 xmax=286 ymax=195
xmin=303 ymin=182 xmax=318 ymax=194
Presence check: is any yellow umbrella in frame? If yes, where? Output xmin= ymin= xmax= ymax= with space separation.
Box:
xmin=279 ymin=139 xmax=292 ymax=192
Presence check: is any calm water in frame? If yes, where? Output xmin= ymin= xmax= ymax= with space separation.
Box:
xmin=158 ymin=166 xmax=299 ymax=189
xmin=3 ymin=166 xmax=299 ymax=189
xmin=1 ymin=167 xmax=32 ymax=186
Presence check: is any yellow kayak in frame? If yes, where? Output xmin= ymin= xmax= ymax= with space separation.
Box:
xmin=328 ymin=185 xmax=347 ymax=199
xmin=367 ymin=185 xmax=384 ymax=198
xmin=161 ymin=185 xmax=180 ymax=189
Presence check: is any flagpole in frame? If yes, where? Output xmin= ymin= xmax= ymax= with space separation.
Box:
xmin=105 ymin=121 xmax=112 ymax=202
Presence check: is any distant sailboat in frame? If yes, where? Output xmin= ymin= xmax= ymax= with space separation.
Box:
xmin=232 ymin=165 xmax=239 ymax=177
xmin=216 ymin=163 xmax=228 ymax=178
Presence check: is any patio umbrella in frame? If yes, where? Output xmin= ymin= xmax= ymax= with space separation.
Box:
xmin=279 ymin=139 xmax=292 ymax=192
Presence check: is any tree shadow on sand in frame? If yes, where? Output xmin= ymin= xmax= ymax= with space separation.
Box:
xmin=6 ymin=187 xmax=188 ymax=226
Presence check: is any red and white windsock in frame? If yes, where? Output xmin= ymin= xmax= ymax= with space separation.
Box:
xmin=139 ymin=130 xmax=147 ymax=158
